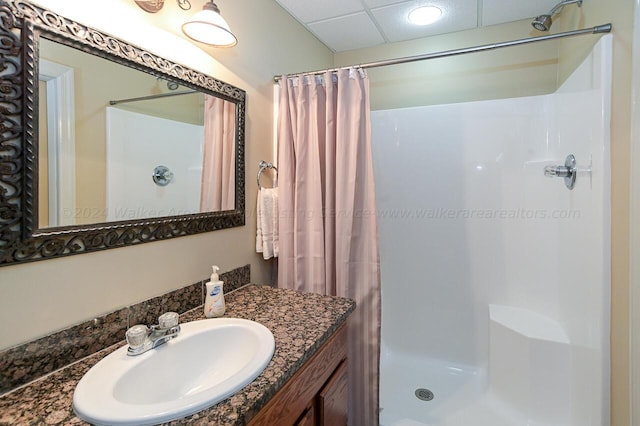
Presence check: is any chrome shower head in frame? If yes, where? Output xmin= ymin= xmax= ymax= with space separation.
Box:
xmin=532 ymin=15 xmax=552 ymax=32
xmin=531 ymin=0 xmax=582 ymax=32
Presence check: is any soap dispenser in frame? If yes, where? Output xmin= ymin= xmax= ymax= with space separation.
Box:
xmin=204 ymin=265 xmax=226 ymax=318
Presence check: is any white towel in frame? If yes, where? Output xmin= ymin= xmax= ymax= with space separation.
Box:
xmin=256 ymin=188 xmax=279 ymax=259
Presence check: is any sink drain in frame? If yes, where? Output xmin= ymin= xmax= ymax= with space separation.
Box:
xmin=415 ymin=388 xmax=434 ymax=401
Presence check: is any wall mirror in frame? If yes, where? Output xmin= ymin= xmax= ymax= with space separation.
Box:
xmin=0 ymin=0 xmax=246 ymax=266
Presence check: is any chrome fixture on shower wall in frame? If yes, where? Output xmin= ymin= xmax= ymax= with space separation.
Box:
xmin=544 ymin=154 xmax=577 ymax=190
xmin=532 ymin=0 xmax=583 ymax=32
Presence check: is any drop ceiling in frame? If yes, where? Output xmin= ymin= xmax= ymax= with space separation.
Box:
xmin=274 ymin=0 xmax=564 ymax=52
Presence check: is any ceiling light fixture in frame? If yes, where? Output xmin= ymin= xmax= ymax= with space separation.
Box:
xmin=408 ymin=6 xmax=442 ymax=26
xmin=134 ymin=0 xmax=191 ymax=13
xmin=134 ymin=0 xmax=237 ymax=47
xmin=181 ymin=1 xmax=237 ymax=47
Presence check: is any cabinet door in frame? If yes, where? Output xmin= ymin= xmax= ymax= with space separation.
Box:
xmin=295 ymin=403 xmax=316 ymax=426
xmin=248 ymin=324 xmax=347 ymax=426
xmin=318 ymin=360 xmax=348 ymax=426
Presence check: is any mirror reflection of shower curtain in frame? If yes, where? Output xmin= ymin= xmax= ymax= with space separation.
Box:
xmin=200 ymin=95 xmax=236 ymax=211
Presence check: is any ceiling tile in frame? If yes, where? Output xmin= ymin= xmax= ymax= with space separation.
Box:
xmin=308 ymin=13 xmax=386 ymax=52
xmin=481 ymin=0 xmax=561 ymax=26
xmin=275 ymin=0 xmax=363 ymax=24
xmin=274 ymin=0 xmax=574 ymax=54
xmin=371 ymin=0 xmax=479 ymax=43
xmin=362 ymin=0 xmax=412 ymax=8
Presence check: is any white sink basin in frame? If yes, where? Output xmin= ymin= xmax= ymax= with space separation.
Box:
xmin=73 ymin=318 xmax=275 ymax=425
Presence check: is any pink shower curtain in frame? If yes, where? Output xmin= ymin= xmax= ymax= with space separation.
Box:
xmin=277 ymin=68 xmax=381 ymax=425
xmin=200 ymin=95 xmax=236 ymax=212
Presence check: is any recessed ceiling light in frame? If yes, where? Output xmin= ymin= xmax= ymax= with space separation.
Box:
xmin=408 ymin=6 xmax=442 ymax=26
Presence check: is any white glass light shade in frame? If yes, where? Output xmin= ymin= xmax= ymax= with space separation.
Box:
xmin=408 ymin=6 xmax=442 ymax=25
xmin=181 ymin=2 xmax=237 ymax=47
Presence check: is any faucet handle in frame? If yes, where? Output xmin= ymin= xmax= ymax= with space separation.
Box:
xmin=158 ymin=311 xmax=179 ymax=329
xmin=126 ymin=324 xmax=149 ymax=348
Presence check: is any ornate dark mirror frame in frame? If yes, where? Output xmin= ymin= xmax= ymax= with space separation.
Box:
xmin=0 ymin=0 xmax=246 ymax=266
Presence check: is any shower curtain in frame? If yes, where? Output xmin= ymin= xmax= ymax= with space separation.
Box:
xmin=200 ymin=95 xmax=236 ymax=211
xmin=277 ymin=68 xmax=381 ymax=425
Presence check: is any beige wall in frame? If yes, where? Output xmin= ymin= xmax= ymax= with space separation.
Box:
xmin=631 ymin=0 xmax=640 ymax=421
xmin=0 ymin=0 xmax=332 ymax=350
xmin=632 ymin=1 xmax=640 ymax=423
xmin=334 ymin=20 xmax=560 ymax=110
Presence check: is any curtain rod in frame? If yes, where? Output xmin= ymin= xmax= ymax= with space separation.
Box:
xmin=109 ymin=90 xmax=198 ymax=106
xmin=273 ymin=23 xmax=612 ymax=82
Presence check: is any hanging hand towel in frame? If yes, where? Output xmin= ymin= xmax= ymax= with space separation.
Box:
xmin=256 ymin=188 xmax=279 ymax=259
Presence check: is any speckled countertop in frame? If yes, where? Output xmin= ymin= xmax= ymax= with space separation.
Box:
xmin=0 ymin=285 xmax=355 ymax=425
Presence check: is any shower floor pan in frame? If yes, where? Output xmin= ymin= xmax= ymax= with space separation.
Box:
xmin=379 ymin=305 xmax=573 ymax=426
xmin=379 ymin=354 xmax=525 ymax=426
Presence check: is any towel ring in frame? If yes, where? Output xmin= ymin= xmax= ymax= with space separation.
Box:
xmin=257 ymin=161 xmax=278 ymax=189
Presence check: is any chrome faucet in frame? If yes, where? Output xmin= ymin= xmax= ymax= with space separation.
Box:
xmin=125 ymin=312 xmax=181 ymax=356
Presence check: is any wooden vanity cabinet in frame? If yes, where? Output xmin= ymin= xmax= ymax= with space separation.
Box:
xmin=248 ymin=323 xmax=348 ymax=426
xmin=317 ymin=359 xmax=348 ymax=425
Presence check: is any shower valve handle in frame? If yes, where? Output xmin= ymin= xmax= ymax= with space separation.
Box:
xmin=543 ymin=154 xmax=577 ymax=190
xmin=544 ymin=165 xmax=573 ymax=178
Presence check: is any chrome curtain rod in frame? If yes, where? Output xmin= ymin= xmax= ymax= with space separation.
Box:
xmin=109 ymin=90 xmax=198 ymax=106
xmin=273 ymin=23 xmax=612 ymax=82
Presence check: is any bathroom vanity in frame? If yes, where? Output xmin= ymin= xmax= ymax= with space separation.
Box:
xmin=248 ymin=322 xmax=348 ymax=425
xmin=0 ymin=285 xmax=355 ymax=425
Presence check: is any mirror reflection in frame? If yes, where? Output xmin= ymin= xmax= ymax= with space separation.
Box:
xmin=38 ymin=37 xmax=236 ymax=229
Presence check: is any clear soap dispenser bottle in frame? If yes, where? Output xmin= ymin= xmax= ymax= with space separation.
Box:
xmin=204 ymin=265 xmax=226 ymax=318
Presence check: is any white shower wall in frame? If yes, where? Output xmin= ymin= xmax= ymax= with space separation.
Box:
xmin=106 ymin=108 xmax=204 ymax=221
xmin=373 ymin=35 xmax=611 ymax=425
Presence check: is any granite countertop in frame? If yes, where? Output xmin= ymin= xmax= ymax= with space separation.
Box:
xmin=0 ymin=285 xmax=355 ymax=425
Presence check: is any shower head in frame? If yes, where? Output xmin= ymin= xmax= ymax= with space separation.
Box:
xmin=531 ymin=0 xmax=582 ymax=32
xmin=532 ymin=14 xmax=553 ymax=32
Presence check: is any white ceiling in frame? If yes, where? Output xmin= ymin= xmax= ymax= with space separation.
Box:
xmin=274 ymin=0 xmax=563 ymax=52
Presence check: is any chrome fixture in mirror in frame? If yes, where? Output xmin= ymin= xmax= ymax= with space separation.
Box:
xmin=152 ymin=166 xmax=175 ymax=187
xmin=0 ymin=0 xmax=246 ymax=266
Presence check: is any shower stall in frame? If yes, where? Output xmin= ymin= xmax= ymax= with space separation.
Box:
xmin=373 ymin=35 xmax=611 ymax=426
